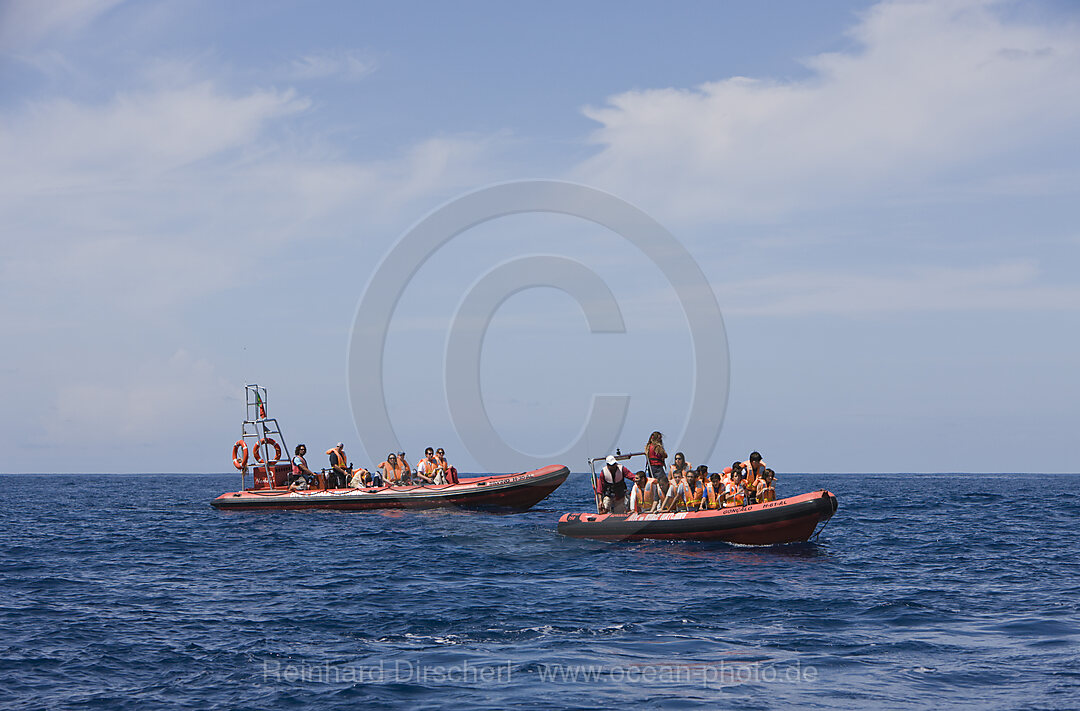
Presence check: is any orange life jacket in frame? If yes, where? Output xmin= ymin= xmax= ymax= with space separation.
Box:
xmin=329 ymin=448 xmax=346 ymax=469
xmin=631 ymin=479 xmax=658 ymax=513
xmin=682 ymin=481 xmax=704 ymax=510
xmin=742 ymin=459 xmax=765 ymax=486
xmin=704 ymin=482 xmax=723 ymax=509
xmin=724 ymin=480 xmax=743 ymax=506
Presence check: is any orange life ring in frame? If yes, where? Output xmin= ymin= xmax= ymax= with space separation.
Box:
xmin=252 ymin=437 xmax=282 ymax=464
xmin=232 ymin=440 xmax=249 ymax=470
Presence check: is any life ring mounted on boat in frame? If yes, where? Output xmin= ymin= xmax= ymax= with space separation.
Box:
xmin=252 ymin=437 xmax=282 ymax=464
xmin=232 ymin=440 xmax=249 ymax=470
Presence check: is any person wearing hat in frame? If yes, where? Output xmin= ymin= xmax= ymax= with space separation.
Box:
xmin=595 ymin=455 xmax=632 ymax=514
xmin=325 ymin=442 xmax=349 ymax=489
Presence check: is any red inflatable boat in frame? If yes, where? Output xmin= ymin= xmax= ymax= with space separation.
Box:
xmin=557 ymin=489 xmax=838 ymax=544
xmin=212 ymin=384 xmax=568 ymax=512
xmin=213 ymin=463 xmax=570 ymax=512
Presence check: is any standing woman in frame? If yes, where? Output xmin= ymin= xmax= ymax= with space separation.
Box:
xmin=645 ymin=431 xmax=667 ymax=480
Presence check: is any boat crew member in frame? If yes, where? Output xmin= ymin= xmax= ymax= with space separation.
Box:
xmin=434 ymin=448 xmax=458 ymax=484
xmin=646 ymin=431 xmax=667 ymax=479
xmin=628 ymin=471 xmax=659 ymax=514
xmin=289 ymin=444 xmax=317 ymax=490
xmin=596 ymin=455 xmax=631 ymax=514
xmin=325 ymin=442 xmax=349 ymax=489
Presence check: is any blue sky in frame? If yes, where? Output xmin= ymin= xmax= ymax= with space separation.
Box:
xmin=1 ymin=0 xmax=1078 ymax=473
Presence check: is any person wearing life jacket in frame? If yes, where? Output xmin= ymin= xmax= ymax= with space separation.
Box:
xmin=378 ymin=452 xmax=408 ymax=485
xmin=596 ymin=455 xmax=631 ymax=514
xmin=724 ymin=470 xmax=744 ymax=507
xmin=434 ymin=447 xmax=458 ymax=485
xmin=703 ymin=471 xmax=725 ymax=509
xmin=397 ymin=451 xmax=413 ymax=484
xmin=325 ymin=442 xmax=350 ymax=489
xmin=659 ymin=473 xmax=686 ymax=512
xmin=645 ymin=431 xmax=667 ymax=479
xmin=628 ymin=471 xmax=660 ymax=514
xmin=759 ymin=468 xmax=777 ymax=502
xmin=289 ymin=444 xmax=318 ymax=490
xmin=415 ymin=447 xmax=443 ymax=485
xmin=652 ymin=474 xmax=673 ymax=512
xmin=669 ymin=452 xmax=693 ymax=484
xmin=680 ymin=469 xmax=705 ymax=511
xmin=347 ymin=463 xmax=373 ymax=488
xmin=742 ymin=451 xmax=766 ymax=490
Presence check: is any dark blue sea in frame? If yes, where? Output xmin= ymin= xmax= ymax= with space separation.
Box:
xmin=1 ymin=473 xmax=1078 ymax=709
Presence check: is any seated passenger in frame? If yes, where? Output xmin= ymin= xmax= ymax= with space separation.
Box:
xmin=378 ymin=452 xmax=409 ymax=485
xmin=743 ymin=469 xmax=758 ymax=505
xmin=397 ymin=451 xmax=413 ymax=484
xmin=658 ymin=474 xmax=684 ymax=513
xmin=725 ymin=470 xmax=744 ymax=507
xmin=742 ymin=451 xmax=767 ymax=485
xmin=347 ymin=465 xmax=373 ymax=488
xmin=434 ymin=447 xmax=458 ymax=484
xmin=703 ymin=472 xmax=724 ymax=509
xmin=681 ymin=470 xmax=705 ymax=511
xmin=414 ymin=447 xmax=440 ymax=485
xmin=596 ymin=455 xmax=631 ymax=514
xmin=628 ymin=471 xmax=660 ymax=514
xmin=759 ymin=468 xmax=777 ymax=502
xmin=669 ymin=452 xmax=693 ymax=483
xmin=289 ymin=443 xmax=317 ymax=490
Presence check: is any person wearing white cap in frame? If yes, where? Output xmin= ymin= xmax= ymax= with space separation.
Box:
xmin=595 ymin=455 xmax=632 ymax=514
xmin=325 ymin=442 xmax=349 ymax=489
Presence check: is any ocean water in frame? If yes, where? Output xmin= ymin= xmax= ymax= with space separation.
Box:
xmin=1 ymin=472 xmax=1077 ymax=709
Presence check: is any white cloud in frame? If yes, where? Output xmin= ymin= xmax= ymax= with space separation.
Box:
xmin=717 ymin=260 xmax=1080 ymax=316
xmin=286 ymin=49 xmax=377 ymax=81
xmin=0 ymin=76 xmax=503 ymax=308
xmin=577 ymin=0 xmax=1080 ymax=221
xmin=0 ymin=0 xmax=122 ymax=52
xmin=0 ymin=82 xmax=309 ymax=196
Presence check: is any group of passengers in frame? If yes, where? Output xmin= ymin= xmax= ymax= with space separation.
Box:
xmin=594 ymin=431 xmax=777 ymax=514
xmin=287 ymin=443 xmax=458 ymax=491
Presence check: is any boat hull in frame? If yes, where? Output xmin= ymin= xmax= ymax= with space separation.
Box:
xmin=557 ymin=489 xmax=838 ymax=544
xmin=211 ymin=464 xmax=570 ymax=512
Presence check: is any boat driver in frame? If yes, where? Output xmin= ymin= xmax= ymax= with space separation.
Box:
xmin=596 ymin=455 xmax=631 ymax=514
xmin=325 ymin=442 xmax=349 ymax=489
